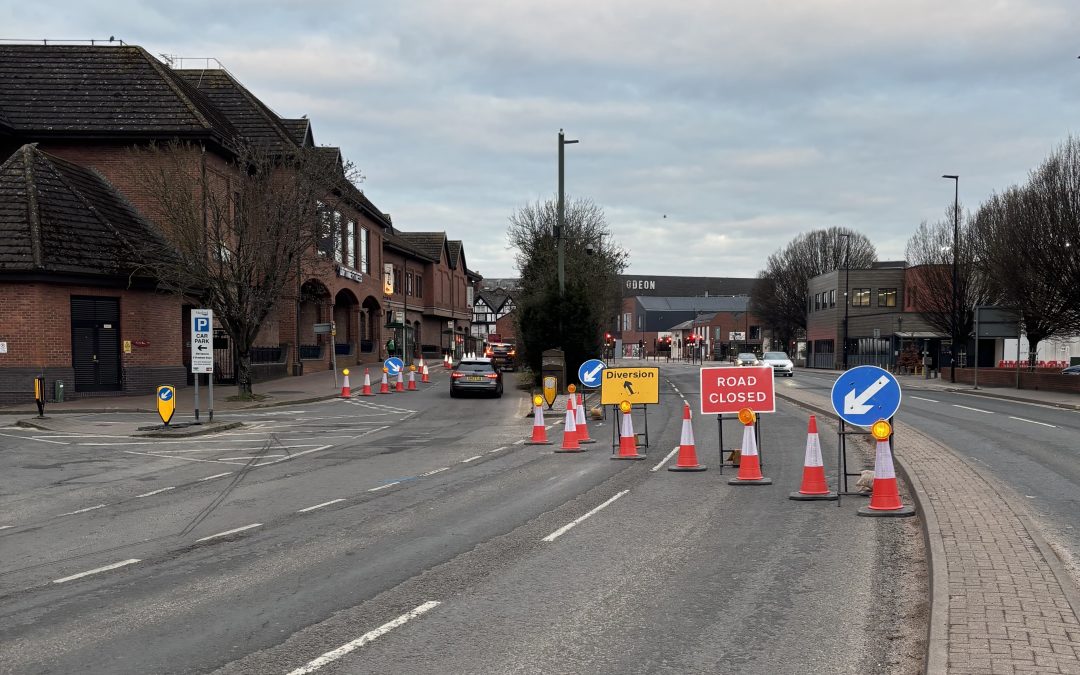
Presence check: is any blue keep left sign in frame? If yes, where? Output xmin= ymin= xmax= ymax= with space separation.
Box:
xmin=830 ymin=365 xmax=902 ymax=427
xmin=578 ymin=359 xmax=606 ymax=388
xmin=384 ymin=357 xmax=404 ymax=375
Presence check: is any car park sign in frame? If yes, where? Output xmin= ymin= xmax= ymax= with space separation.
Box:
xmin=699 ymin=366 xmax=775 ymax=414
xmin=830 ymin=365 xmax=902 ymax=427
xmin=577 ymin=359 xmax=606 ymax=388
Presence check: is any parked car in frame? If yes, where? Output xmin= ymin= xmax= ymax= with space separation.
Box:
xmin=735 ymin=352 xmax=761 ymax=366
xmin=486 ymin=342 xmax=517 ymax=371
xmin=450 ymin=358 xmax=504 ymax=398
xmin=1062 ymin=365 xmax=1080 ymax=375
xmin=761 ymin=351 xmax=794 ymax=377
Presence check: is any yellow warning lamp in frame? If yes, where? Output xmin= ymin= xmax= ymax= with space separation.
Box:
xmin=567 ymin=383 xmax=577 ymax=394
xmin=871 ymin=419 xmax=892 ymax=441
xmin=383 ymin=366 xmax=388 ymax=373
xmin=343 ymin=368 xmax=350 ymax=376
xmin=533 ymin=394 xmax=544 ymax=407
xmin=738 ymin=407 xmax=756 ymax=426
xmin=410 ymin=364 xmax=417 ymax=371
xmin=619 ymin=400 xmax=632 ymax=414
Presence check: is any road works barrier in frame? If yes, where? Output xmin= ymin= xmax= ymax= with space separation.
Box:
xmin=378 ymin=370 xmax=391 ymax=395
xmin=395 ymin=371 xmax=405 ymax=392
xmin=728 ymin=409 xmax=772 ymax=485
xmin=407 ymin=369 xmax=417 ymax=391
xmin=669 ymin=402 xmax=706 ymax=472
xmin=360 ymin=369 xmax=374 ymax=396
xmin=612 ymin=401 xmax=645 ymax=460
xmin=857 ymin=420 xmax=916 ymax=517
xmin=422 ymin=364 xmax=430 ymax=383
xmin=789 ymin=415 xmax=837 ymax=501
xmin=556 ymin=396 xmax=583 ymax=453
xmin=528 ymin=395 xmax=552 ymax=445
xmin=575 ymin=393 xmax=595 ymax=444
xmin=340 ymin=369 xmax=351 ymax=398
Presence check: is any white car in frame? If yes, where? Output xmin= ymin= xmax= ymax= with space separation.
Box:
xmin=762 ymin=351 xmax=794 ymax=377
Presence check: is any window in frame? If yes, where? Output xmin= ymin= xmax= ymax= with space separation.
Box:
xmin=750 ymin=325 xmax=761 ymax=340
xmin=637 ymin=314 xmax=644 ymax=330
xmin=852 ymin=288 xmax=871 ymax=306
xmin=346 ymin=221 xmax=356 ymax=269
xmin=333 ymin=212 xmax=343 ymax=264
xmin=623 ymin=313 xmax=632 ymax=331
xmin=829 ymin=289 xmax=836 ymax=308
xmin=360 ymin=228 xmax=369 ymax=273
xmin=316 ymin=201 xmax=332 ymax=256
xmin=393 ymin=269 xmax=402 ymax=293
xmin=878 ymin=288 xmax=897 ymax=307
xmin=814 ymin=293 xmax=821 ymax=311
xmin=406 ymin=273 xmax=413 ymax=296
xmin=416 ymin=274 xmax=423 ymax=298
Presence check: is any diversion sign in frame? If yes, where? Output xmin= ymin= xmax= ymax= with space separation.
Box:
xmin=600 ymin=367 xmax=660 ymax=405
xmin=700 ymin=366 xmax=775 ymax=414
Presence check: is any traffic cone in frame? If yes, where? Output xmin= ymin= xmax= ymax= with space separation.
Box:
xmin=789 ymin=416 xmax=837 ymax=500
xmin=340 ymin=369 xmax=351 ymax=398
xmin=728 ymin=418 xmax=772 ymax=485
xmin=395 ymin=371 xmax=405 ymax=392
xmin=407 ymin=369 xmax=417 ymax=391
xmin=360 ymin=369 xmax=374 ymax=396
xmin=378 ymin=371 xmax=391 ymax=394
xmin=575 ymin=394 xmax=595 ymax=444
xmin=555 ymin=397 xmax=583 ymax=453
xmin=422 ymin=364 xmax=430 ymax=383
xmin=858 ymin=438 xmax=916 ymax=517
xmin=612 ymin=409 xmax=645 ymax=460
xmin=528 ymin=403 xmax=552 ymax=445
xmin=669 ymin=403 xmax=706 ymax=471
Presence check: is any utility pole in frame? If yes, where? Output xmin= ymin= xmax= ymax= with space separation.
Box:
xmin=557 ymin=129 xmax=578 ymax=297
xmin=943 ymin=174 xmax=959 ymax=383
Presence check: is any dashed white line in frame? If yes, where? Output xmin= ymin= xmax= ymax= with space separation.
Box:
xmin=53 ymin=558 xmax=141 ymax=584
xmin=0 ymin=525 xmax=14 ymax=531
xmin=367 ymin=482 xmax=400 ymax=492
xmin=298 ymin=499 xmax=346 ymax=513
xmin=195 ymin=523 xmax=262 ymax=542
xmin=134 ymin=487 xmax=175 ymax=498
xmin=0 ymin=432 xmax=69 ymax=445
xmin=651 ymin=446 xmax=681 ymax=472
xmin=488 ymin=446 xmax=507 ymax=454
xmin=198 ymin=472 xmax=234 ymax=482
xmin=286 ymin=600 xmax=441 ymax=675
xmin=461 ymin=455 xmax=483 ymax=463
xmin=59 ymin=504 xmax=105 ymax=517
xmin=420 ymin=467 xmax=449 ymax=477
xmin=513 ymin=439 xmax=526 ymax=445
xmin=911 ymin=396 xmax=940 ymax=403
xmin=543 ymin=490 xmax=630 ymax=542
xmin=953 ymin=404 xmax=993 ymax=414
xmin=1008 ymin=416 xmax=1056 ymax=428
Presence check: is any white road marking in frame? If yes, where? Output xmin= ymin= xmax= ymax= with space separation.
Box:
xmin=0 ymin=525 xmax=14 ymax=530
xmin=217 ymin=455 xmax=287 ymax=461
xmin=286 ymin=601 xmax=441 ymax=675
xmin=911 ymin=396 xmax=940 ymax=403
xmin=198 ymin=472 xmax=234 ymax=482
xmin=672 ymin=386 xmax=680 ymax=393
xmin=513 ymin=439 xmax=526 ymax=445
xmin=651 ymin=446 xmax=681 ymax=472
xmin=1008 ymin=416 xmax=1056 ymax=428
xmin=298 ymin=499 xmax=346 ymax=513
xmin=543 ymin=490 xmax=630 ymax=542
xmin=134 ymin=487 xmax=175 ymax=498
xmin=953 ymin=404 xmax=993 ymax=414
xmin=367 ymin=482 xmax=399 ymax=492
xmin=59 ymin=504 xmax=105 ymax=517
xmin=0 ymin=432 xmax=69 ymax=445
xmin=488 ymin=446 xmax=507 ymax=454
xmin=195 ymin=523 xmax=262 ymax=542
xmin=53 ymin=559 xmax=141 ymax=584
xmin=461 ymin=455 xmax=482 ymax=463
xmin=420 ymin=467 xmax=449 ymax=476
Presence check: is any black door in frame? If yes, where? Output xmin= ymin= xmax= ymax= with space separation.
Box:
xmin=71 ymin=297 xmax=121 ymax=391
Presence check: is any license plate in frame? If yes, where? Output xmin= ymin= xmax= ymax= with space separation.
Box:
xmin=466 ymin=376 xmax=485 ymax=382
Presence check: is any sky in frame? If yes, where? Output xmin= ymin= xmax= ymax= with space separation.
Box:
xmin=4 ymin=1 xmax=1079 ymax=279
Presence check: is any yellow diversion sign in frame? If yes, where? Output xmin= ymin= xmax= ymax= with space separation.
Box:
xmin=600 ymin=367 xmax=659 ymax=405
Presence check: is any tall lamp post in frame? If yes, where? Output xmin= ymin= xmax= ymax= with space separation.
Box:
xmin=839 ymin=232 xmax=851 ymax=369
xmin=942 ymin=174 xmax=959 ymax=383
xmin=557 ymin=129 xmax=579 ymax=296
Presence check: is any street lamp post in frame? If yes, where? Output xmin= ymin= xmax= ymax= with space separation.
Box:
xmin=943 ymin=174 xmax=959 ymax=383
xmin=839 ymin=233 xmax=851 ymax=369
xmin=557 ymin=129 xmax=578 ymax=297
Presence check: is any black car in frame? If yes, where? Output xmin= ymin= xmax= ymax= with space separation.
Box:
xmin=450 ymin=358 xmax=504 ymax=398
xmin=486 ymin=342 xmax=517 ymax=371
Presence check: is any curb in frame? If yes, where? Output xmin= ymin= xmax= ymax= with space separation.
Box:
xmin=135 ymin=421 xmax=244 ymax=438
xmin=0 ymin=393 xmax=342 ymax=416
xmin=776 ymin=391 xmax=947 ymax=675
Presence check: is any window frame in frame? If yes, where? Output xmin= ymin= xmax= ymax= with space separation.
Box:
xmin=878 ymin=288 xmax=897 ymax=308
xmin=852 ymin=288 xmax=871 ymax=307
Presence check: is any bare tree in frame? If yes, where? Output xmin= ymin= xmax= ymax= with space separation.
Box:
xmin=131 ymin=140 xmax=356 ymax=397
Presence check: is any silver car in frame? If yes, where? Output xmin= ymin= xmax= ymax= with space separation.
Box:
xmin=762 ymin=351 xmax=794 ymax=377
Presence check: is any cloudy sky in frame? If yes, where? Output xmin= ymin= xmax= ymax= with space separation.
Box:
xmin=4 ymin=1 xmax=1079 ymax=278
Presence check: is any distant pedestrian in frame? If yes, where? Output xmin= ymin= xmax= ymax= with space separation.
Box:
xmin=386 ymin=337 xmax=396 ymax=358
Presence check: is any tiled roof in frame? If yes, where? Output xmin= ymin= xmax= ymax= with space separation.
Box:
xmin=636 ymin=296 xmax=750 ymax=312
xmin=281 ymin=118 xmax=313 ymax=146
xmin=398 ymin=232 xmax=447 ymax=263
xmin=477 ymin=288 xmax=513 ymax=313
xmin=0 ymin=144 xmax=170 ymax=276
xmin=447 ymin=240 xmax=463 ymax=269
xmin=0 ymin=45 xmax=237 ymax=143
xmin=383 ymin=230 xmax=437 ymax=262
xmin=175 ymin=69 xmax=297 ymax=151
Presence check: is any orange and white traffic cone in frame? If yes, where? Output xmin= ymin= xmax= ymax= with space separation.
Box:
xmin=528 ymin=402 xmax=552 ymax=445
xmin=669 ymin=403 xmax=706 ymax=471
xmin=407 ymin=369 xmax=417 ymax=391
xmin=575 ymin=393 xmax=595 ymax=444
xmin=360 ymin=369 xmax=374 ymax=396
xmin=378 ymin=370 xmax=391 ymax=394
xmin=790 ymin=415 xmax=837 ymax=500
xmin=555 ymin=396 xmax=583 ymax=453
xmin=612 ymin=409 xmax=645 ymax=460
xmin=858 ymin=437 xmax=916 ymax=517
xmin=340 ymin=369 xmax=351 ymax=398
xmin=422 ymin=364 xmax=430 ymax=383
xmin=395 ymin=371 xmax=405 ymax=392
xmin=728 ymin=416 xmax=771 ymax=485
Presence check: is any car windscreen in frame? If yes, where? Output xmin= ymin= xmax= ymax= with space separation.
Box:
xmin=456 ymin=362 xmax=496 ymax=373
xmin=764 ymin=352 xmax=789 ymax=359
xmin=737 ymin=353 xmax=756 ymax=359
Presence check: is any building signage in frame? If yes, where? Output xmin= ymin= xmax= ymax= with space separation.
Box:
xmin=383 ymin=263 xmax=395 ymax=295
xmin=600 ymin=367 xmax=659 ymax=405
xmin=0 ymin=341 xmax=7 ymax=354
xmin=190 ymin=309 xmax=214 ymax=374
xmin=699 ymin=366 xmax=775 ymax=414
xmin=625 ymin=279 xmax=657 ymax=290
xmin=729 ymin=331 xmax=745 ymax=341
xmin=337 ymin=264 xmax=363 ymax=283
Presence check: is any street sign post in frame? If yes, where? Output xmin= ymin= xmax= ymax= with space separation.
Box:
xmin=600 ymin=367 xmax=659 ymax=405
xmin=191 ymin=309 xmax=213 ymax=422
xmin=699 ymin=366 xmax=775 ymax=414
xmin=830 ymin=366 xmax=902 ymax=427
xmin=384 ymin=357 xmax=405 ymax=377
xmin=578 ymin=359 xmax=606 ymax=388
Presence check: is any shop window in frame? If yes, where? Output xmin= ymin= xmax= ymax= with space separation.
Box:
xmin=878 ymin=288 xmax=897 ymax=307
xmin=852 ymin=288 xmax=871 ymax=306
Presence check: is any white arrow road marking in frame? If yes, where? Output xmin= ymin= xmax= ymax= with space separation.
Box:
xmin=844 ymin=375 xmax=891 ymax=415
xmin=584 ymin=363 xmax=604 ymax=382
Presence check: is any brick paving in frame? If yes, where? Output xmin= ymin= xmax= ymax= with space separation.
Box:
xmin=780 ymin=386 xmax=1080 ymax=674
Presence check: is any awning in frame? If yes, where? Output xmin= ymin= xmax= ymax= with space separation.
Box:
xmin=894 ymin=331 xmax=946 ymax=339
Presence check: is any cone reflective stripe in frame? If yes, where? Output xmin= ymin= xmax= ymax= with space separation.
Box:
xmin=790 ymin=415 xmax=837 ymax=500
xmin=360 ymin=369 xmax=374 ymax=396
xmin=555 ymin=397 xmax=583 ymax=453
xmin=340 ymin=371 xmax=351 ymax=398
xmin=395 ymin=371 xmax=405 ymax=392
xmin=528 ymin=404 xmax=552 ymax=445
xmin=868 ymin=439 xmax=902 ymax=509
xmin=669 ymin=403 xmax=706 ymax=471
xmin=728 ymin=418 xmax=772 ymax=485
xmin=612 ymin=409 xmax=645 ymax=460
xmin=407 ymin=370 xmax=417 ymax=391
xmin=378 ymin=371 xmax=391 ymax=394
xmin=575 ymin=393 xmax=595 ymax=443
xmin=422 ymin=364 xmax=430 ymax=383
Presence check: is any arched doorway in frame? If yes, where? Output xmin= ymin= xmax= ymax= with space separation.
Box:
xmin=299 ymin=279 xmax=331 ymax=361
xmin=360 ymin=296 xmax=381 ymax=359
xmin=334 ymin=289 xmax=359 ymax=362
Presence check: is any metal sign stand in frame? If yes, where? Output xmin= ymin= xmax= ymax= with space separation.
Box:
xmin=836 ymin=417 xmax=894 ymax=507
xmin=716 ymin=413 xmax=764 ymax=475
xmin=610 ymin=404 xmax=649 ymax=455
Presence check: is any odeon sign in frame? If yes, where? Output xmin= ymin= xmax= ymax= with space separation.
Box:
xmin=625 ymin=278 xmax=657 ymax=290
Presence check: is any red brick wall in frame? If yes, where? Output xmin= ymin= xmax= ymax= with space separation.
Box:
xmin=495 ymin=311 xmax=517 ymax=342
xmin=953 ymin=368 xmax=1080 ymax=393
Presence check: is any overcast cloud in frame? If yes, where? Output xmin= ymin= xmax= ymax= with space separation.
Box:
xmin=4 ymin=1 xmax=1078 ymax=278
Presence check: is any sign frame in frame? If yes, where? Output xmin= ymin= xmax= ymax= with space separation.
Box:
xmin=600 ymin=367 xmax=659 ymax=405
xmin=699 ymin=365 xmax=776 ymax=415
xmin=190 ymin=309 xmax=214 ymax=374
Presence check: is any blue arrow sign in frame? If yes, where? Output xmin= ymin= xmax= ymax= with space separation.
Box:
xmin=830 ymin=365 xmax=902 ymax=427
xmin=158 ymin=388 xmax=174 ymax=401
xmin=384 ymin=357 xmax=404 ymax=376
xmin=578 ymin=358 xmax=607 ymax=388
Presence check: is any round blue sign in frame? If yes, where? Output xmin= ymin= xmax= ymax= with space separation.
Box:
xmin=384 ymin=357 xmax=405 ymax=375
xmin=830 ymin=366 xmax=902 ymax=427
xmin=577 ymin=359 xmax=607 ymax=388
xmin=158 ymin=388 xmax=174 ymax=401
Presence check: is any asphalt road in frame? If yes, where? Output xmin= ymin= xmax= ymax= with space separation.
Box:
xmin=0 ymin=365 xmax=925 ymax=674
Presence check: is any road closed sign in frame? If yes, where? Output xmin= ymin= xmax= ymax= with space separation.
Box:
xmin=600 ymin=367 xmax=659 ymax=405
xmin=700 ymin=366 xmax=775 ymax=414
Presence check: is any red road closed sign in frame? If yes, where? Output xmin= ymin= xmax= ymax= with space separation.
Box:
xmin=700 ymin=366 xmax=776 ymax=414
